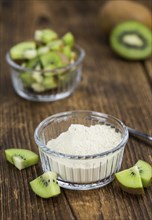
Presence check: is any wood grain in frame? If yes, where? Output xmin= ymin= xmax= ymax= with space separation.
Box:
xmin=144 ymin=59 xmax=152 ymax=83
xmin=1 ymin=0 xmax=152 ymax=220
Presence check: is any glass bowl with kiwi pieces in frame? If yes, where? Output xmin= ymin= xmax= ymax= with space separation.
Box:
xmin=6 ymin=29 xmax=85 ymax=102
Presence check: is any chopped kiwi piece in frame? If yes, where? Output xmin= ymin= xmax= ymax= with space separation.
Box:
xmin=115 ymin=166 xmax=144 ymax=194
xmin=71 ymin=52 xmax=77 ymax=61
xmin=5 ymin=149 xmax=39 ymax=170
xmin=9 ymin=29 xmax=78 ymax=94
xmin=57 ymin=52 xmax=69 ymax=65
xmin=37 ymin=46 xmax=50 ymax=56
xmin=31 ymin=83 xmax=45 ymax=92
xmin=62 ymin=32 xmax=74 ymax=47
xmin=62 ymin=46 xmax=72 ymax=59
xmin=44 ymin=64 xmax=57 ymax=73
xmin=43 ymin=76 xmax=57 ymax=89
xmin=30 ymin=171 xmax=60 ymax=198
xmin=40 ymin=51 xmax=63 ymax=67
xmin=20 ymin=72 xmax=35 ymax=87
xmin=24 ymin=50 xmax=37 ymax=60
xmin=35 ymin=29 xmax=58 ymax=43
xmin=32 ymin=71 xmax=43 ymax=83
xmin=20 ymin=63 xmax=43 ymax=88
xmin=110 ymin=21 xmax=152 ymax=60
xmin=10 ymin=41 xmax=37 ymax=60
xmin=136 ymin=160 xmax=152 ymax=187
xmin=25 ymin=57 xmax=40 ymax=69
xmin=47 ymin=40 xmax=64 ymax=51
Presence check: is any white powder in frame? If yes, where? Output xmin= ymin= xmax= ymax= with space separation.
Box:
xmin=47 ymin=124 xmax=122 ymax=155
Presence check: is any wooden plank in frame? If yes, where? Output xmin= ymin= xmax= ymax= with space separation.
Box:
xmin=144 ymin=59 xmax=152 ymax=83
xmin=0 ymin=0 xmax=152 ymax=220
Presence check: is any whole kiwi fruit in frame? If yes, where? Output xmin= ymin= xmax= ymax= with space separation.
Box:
xmin=99 ymin=0 xmax=152 ymax=35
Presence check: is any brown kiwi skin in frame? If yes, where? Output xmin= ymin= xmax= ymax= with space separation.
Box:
xmin=98 ymin=0 xmax=152 ymax=35
xmin=116 ymin=181 xmax=144 ymax=195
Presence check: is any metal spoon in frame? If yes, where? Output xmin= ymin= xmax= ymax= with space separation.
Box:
xmin=127 ymin=127 xmax=152 ymax=145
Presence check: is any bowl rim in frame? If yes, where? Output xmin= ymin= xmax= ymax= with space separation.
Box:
xmin=6 ymin=44 xmax=85 ymax=74
xmin=34 ymin=110 xmax=129 ymax=159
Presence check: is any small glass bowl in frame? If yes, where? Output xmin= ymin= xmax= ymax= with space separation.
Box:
xmin=34 ymin=111 xmax=129 ymax=190
xmin=6 ymin=45 xmax=85 ymax=102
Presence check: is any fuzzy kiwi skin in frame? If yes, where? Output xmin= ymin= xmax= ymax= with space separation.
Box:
xmin=116 ymin=182 xmax=144 ymax=195
xmin=98 ymin=0 xmax=152 ymax=35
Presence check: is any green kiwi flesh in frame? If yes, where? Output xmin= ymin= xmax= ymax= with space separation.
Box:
xmin=40 ymin=52 xmax=63 ymax=67
xmin=62 ymin=32 xmax=75 ymax=47
xmin=10 ymin=42 xmax=37 ymax=60
xmin=43 ymin=76 xmax=57 ymax=89
xmin=20 ymin=72 xmax=35 ymax=87
xmin=5 ymin=149 xmax=39 ymax=170
xmin=136 ymin=160 xmax=152 ymax=187
xmin=110 ymin=21 xmax=152 ymax=60
xmin=9 ymin=29 xmax=77 ymax=93
xmin=47 ymin=40 xmax=64 ymax=51
xmin=30 ymin=171 xmax=60 ymax=198
xmin=115 ymin=166 xmax=144 ymax=194
xmin=35 ymin=29 xmax=58 ymax=44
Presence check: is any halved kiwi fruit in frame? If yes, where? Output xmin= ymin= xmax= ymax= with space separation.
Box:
xmin=135 ymin=160 xmax=152 ymax=187
xmin=110 ymin=21 xmax=152 ymax=60
xmin=5 ymin=149 xmax=39 ymax=170
xmin=115 ymin=166 xmax=144 ymax=194
xmin=30 ymin=171 xmax=60 ymax=198
xmin=98 ymin=0 xmax=152 ymax=35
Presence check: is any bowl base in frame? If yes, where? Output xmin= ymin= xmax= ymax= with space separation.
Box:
xmin=57 ymin=176 xmax=115 ymax=190
xmin=14 ymin=87 xmax=74 ymax=102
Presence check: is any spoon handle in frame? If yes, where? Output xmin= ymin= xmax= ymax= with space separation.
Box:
xmin=127 ymin=127 xmax=152 ymax=144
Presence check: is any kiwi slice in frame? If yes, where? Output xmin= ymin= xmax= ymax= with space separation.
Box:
xmin=40 ymin=51 xmax=63 ymax=67
xmin=62 ymin=32 xmax=74 ymax=47
xmin=115 ymin=166 xmax=144 ymax=194
xmin=43 ymin=76 xmax=57 ymax=89
xmin=110 ymin=21 xmax=152 ymax=60
xmin=35 ymin=29 xmax=58 ymax=44
xmin=37 ymin=46 xmax=50 ymax=56
xmin=25 ymin=57 xmax=40 ymax=69
xmin=5 ymin=149 xmax=39 ymax=170
xmin=62 ymin=46 xmax=72 ymax=59
xmin=30 ymin=171 xmax=61 ymax=198
xmin=31 ymin=83 xmax=45 ymax=92
xmin=32 ymin=71 xmax=43 ymax=83
xmin=136 ymin=160 xmax=152 ymax=187
xmin=47 ymin=40 xmax=64 ymax=51
xmin=10 ymin=41 xmax=37 ymax=60
xmin=20 ymin=72 xmax=35 ymax=87
xmin=44 ymin=64 xmax=57 ymax=73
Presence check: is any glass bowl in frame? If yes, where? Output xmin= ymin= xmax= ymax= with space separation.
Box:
xmin=34 ymin=111 xmax=129 ymax=190
xmin=6 ymin=45 xmax=85 ymax=102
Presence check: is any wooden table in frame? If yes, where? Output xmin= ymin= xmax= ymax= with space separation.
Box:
xmin=1 ymin=0 xmax=152 ymax=219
